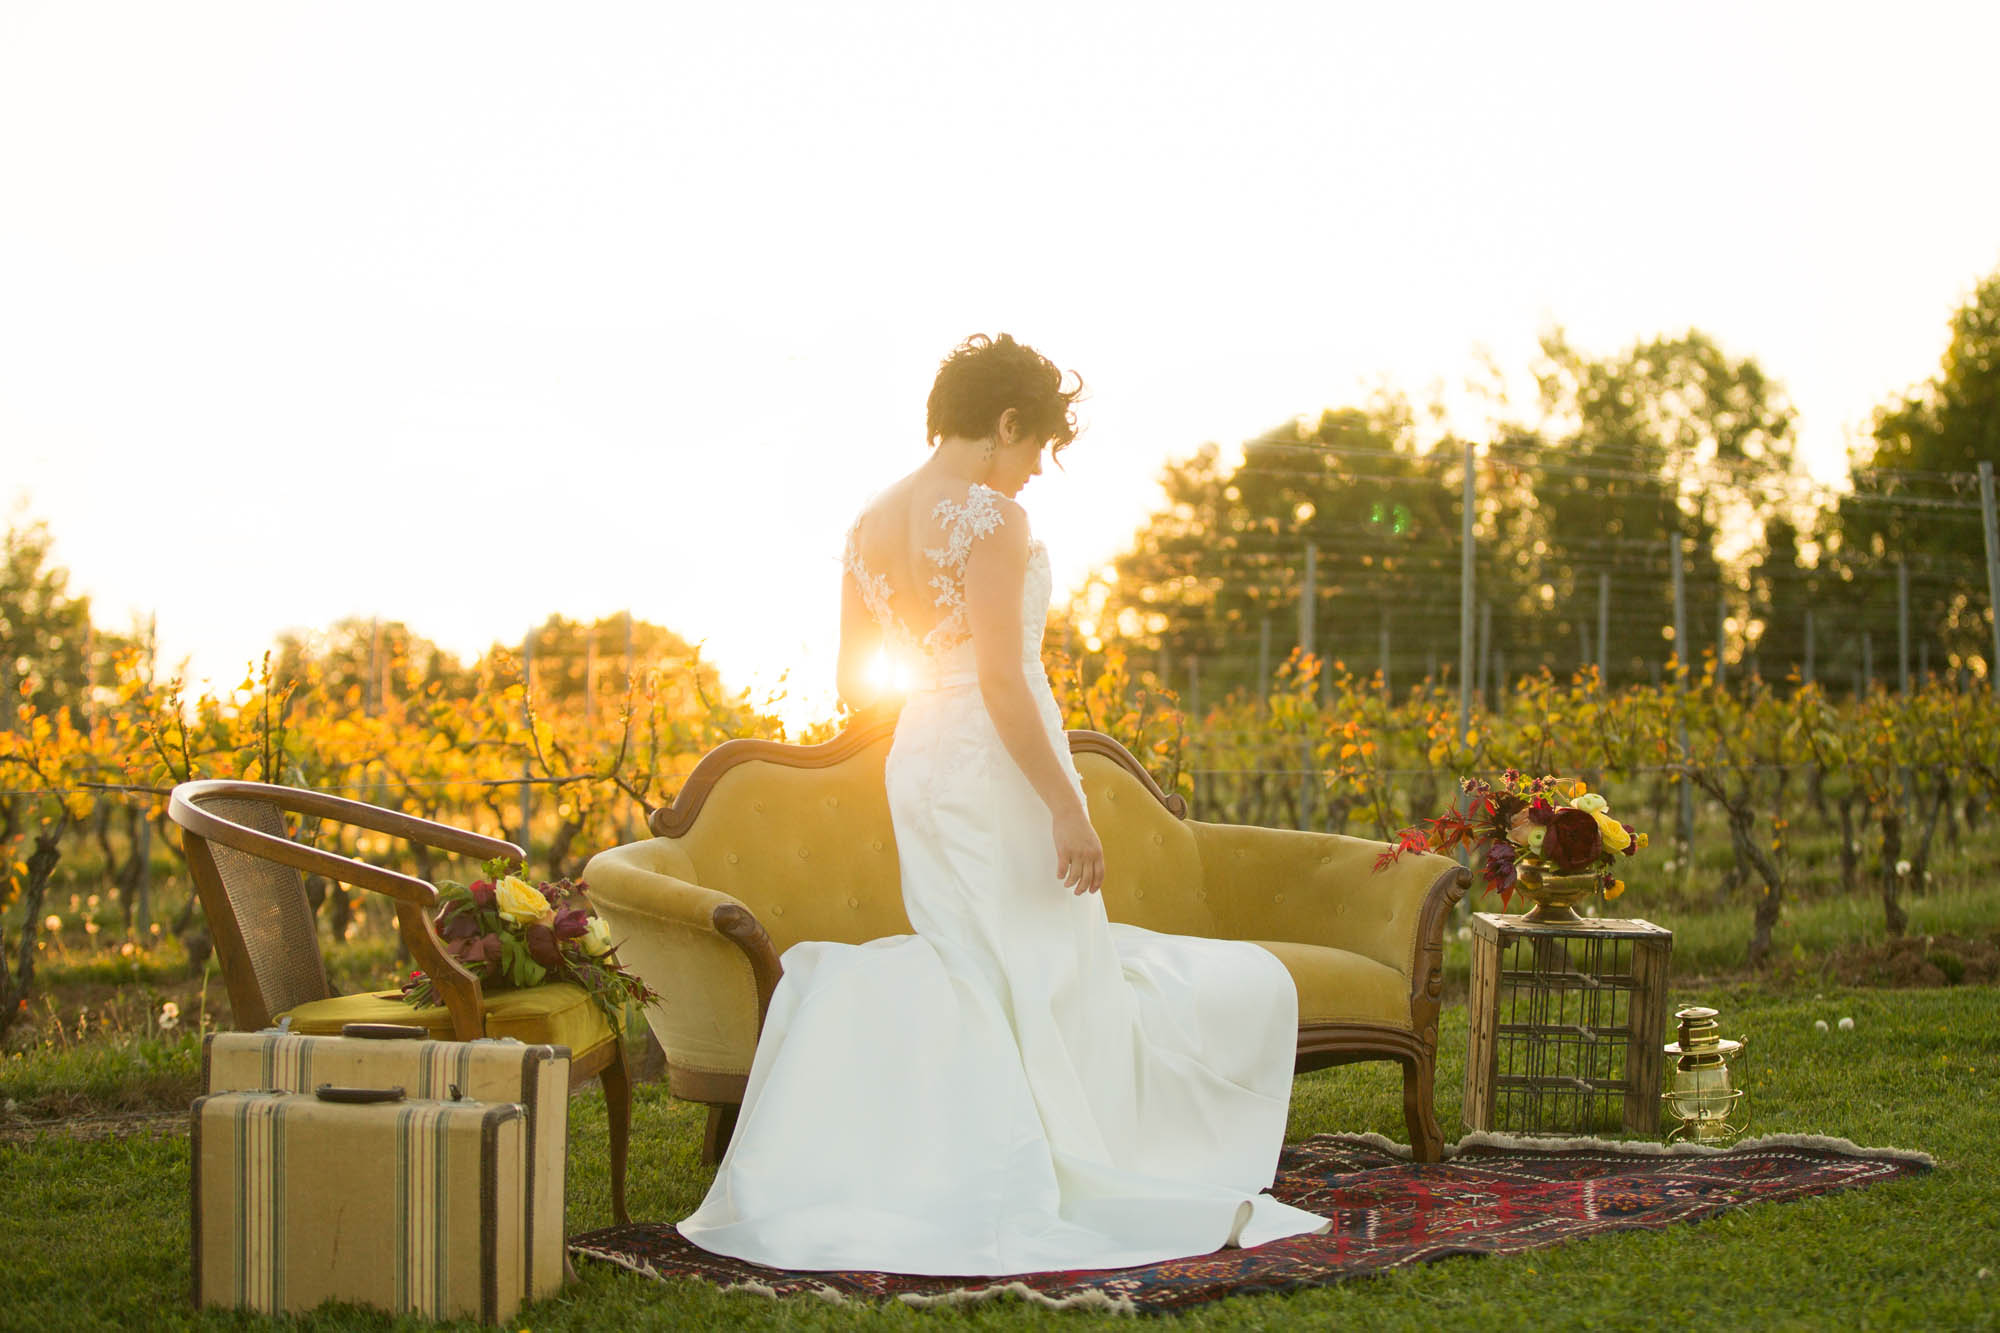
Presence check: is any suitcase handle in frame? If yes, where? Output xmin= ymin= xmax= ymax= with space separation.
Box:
xmin=315 ymin=1084 xmax=407 ymax=1104
xmin=341 ymin=1023 xmax=429 ymax=1041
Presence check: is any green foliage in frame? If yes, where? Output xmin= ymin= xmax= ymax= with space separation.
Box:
xmin=1814 ymin=265 xmax=2000 ymax=681
xmin=1076 ymin=329 xmax=1808 ymax=700
xmin=0 ymin=517 xmax=132 ymax=720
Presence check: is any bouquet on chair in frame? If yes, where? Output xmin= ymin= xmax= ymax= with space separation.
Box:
xmin=401 ymin=857 xmax=657 ymax=1029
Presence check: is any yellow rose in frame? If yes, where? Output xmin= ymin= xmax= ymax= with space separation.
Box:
xmin=1573 ymin=792 xmax=1608 ymax=814
xmin=494 ymin=875 xmax=551 ymax=926
xmin=1591 ymin=811 xmax=1631 ymax=852
xmin=582 ymin=917 xmax=615 ymax=958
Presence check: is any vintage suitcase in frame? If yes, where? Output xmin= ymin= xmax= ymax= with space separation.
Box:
xmin=192 ymin=1088 xmax=525 ymax=1324
xmin=203 ymin=1025 xmax=570 ymax=1300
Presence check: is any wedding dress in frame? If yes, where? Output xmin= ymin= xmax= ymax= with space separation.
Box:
xmin=675 ymin=481 xmax=1327 ymax=1275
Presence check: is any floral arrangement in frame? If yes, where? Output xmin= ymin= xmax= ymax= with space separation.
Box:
xmin=1375 ymin=770 xmax=1647 ymax=909
xmin=401 ymin=858 xmax=657 ymax=1028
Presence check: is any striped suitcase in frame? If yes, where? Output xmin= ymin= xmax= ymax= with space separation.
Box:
xmin=203 ymin=1026 xmax=570 ymax=1301
xmin=192 ymin=1088 xmax=525 ymax=1324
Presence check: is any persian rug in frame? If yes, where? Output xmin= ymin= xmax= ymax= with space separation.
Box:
xmin=569 ymin=1131 xmax=1932 ymax=1315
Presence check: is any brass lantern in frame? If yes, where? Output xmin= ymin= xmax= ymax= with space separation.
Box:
xmin=1662 ymin=1006 xmax=1744 ymax=1144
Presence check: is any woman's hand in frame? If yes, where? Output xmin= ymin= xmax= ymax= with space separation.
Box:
xmin=1053 ymin=805 xmax=1104 ymax=896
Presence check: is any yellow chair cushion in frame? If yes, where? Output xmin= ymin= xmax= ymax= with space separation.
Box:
xmin=1247 ymin=940 xmax=1414 ymax=1029
xmin=278 ymin=981 xmax=616 ymax=1059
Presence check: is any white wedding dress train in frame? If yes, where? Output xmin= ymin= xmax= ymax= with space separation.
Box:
xmin=676 ymin=483 xmax=1326 ymax=1275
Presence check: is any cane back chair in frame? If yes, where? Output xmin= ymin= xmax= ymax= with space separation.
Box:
xmin=168 ymin=778 xmax=631 ymax=1223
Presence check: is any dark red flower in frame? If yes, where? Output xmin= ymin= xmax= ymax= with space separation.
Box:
xmin=552 ymin=906 xmax=591 ymax=941
xmin=436 ymin=904 xmax=481 ymax=942
xmin=1542 ymin=807 xmax=1604 ymax=872
xmin=524 ymin=922 xmax=563 ymax=969
xmin=445 ymin=932 xmax=493 ymax=966
xmin=468 ymin=880 xmax=497 ymax=909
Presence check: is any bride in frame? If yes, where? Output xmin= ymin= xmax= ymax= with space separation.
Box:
xmin=676 ymin=333 xmax=1328 ymax=1275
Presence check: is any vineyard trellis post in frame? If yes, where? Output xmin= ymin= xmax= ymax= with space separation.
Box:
xmin=1980 ymin=461 xmax=2000 ymax=696
xmin=1477 ymin=600 xmax=1492 ymax=711
xmin=1299 ymin=541 xmax=1317 ymax=665
xmin=1715 ymin=591 xmax=1727 ymax=688
xmin=1597 ymin=571 xmax=1609 ymax=687
xmin=1897 ymin=557 xmax=1910 ymax=695
xmin=1670 ymin=533 xmax=1693 ymax=865
xmin=1295 ymin=537 xmax=1317 ymax=828
xmin=1458 ymin=441 xmax=1475 ymax=736
xmin=622 ymin=609 xmax=636 ymax=843
xmin=520 ymin=626 xmax=534 ymax=858
xmin=1456 ymin=440 xmax=1475 ymax=868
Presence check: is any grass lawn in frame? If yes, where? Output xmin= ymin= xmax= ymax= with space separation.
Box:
xmin=3 ymin=980 xmax=1995 ymax=1331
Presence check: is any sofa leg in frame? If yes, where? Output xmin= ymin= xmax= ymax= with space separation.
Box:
xmin=1402 ymin=1052 xmax=1444 ymax=1163
xmin=602 ymin=1044 xmax=633 ymax=1225
xmin=701 ymin=1102 xmax=740 ymax=1168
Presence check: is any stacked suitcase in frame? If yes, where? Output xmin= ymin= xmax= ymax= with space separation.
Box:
xmin=193 ymin=1025 xmax=572 ymax=1324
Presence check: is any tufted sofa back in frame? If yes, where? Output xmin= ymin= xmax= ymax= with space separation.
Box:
xmin=664 ymin=732 xmax=1209 ymax=955
xmin=672 ymin=734 xmax=910 ymax=954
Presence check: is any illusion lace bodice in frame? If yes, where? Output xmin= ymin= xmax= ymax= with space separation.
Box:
xmin=843 ymin=481 xmax=1050 ymax=689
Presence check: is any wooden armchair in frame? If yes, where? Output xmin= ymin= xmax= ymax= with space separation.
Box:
xmin=167 ymin=779 xmax=631 ymax=1223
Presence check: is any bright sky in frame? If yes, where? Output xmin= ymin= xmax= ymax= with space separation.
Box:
xmin=5 ymin=3 xmax=1998 ymax=727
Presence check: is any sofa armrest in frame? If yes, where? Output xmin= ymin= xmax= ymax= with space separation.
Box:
xmin=581 ymin=839 xmax=783 ymax=1082
xmin=1188 ymin=821 xmax=1469 ymax=991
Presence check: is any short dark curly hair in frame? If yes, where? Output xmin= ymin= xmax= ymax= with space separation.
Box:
xmin=926 ymin=333 xmax=1084 ymax=457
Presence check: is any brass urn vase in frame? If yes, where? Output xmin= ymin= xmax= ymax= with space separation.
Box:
xmin=1514 ymin=865 xmax=1598 ymax=923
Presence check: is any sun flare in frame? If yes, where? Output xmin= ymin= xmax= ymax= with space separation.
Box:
xmin=868 ymin=647 xmax=915 ymax=697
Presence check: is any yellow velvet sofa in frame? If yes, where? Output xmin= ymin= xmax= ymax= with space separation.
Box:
xmin=583 ymin=713 xmax=1470 ymax=1165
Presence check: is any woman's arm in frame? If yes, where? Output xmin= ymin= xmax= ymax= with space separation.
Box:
xmin=965 ymin=502 xmax=1103 ymax=894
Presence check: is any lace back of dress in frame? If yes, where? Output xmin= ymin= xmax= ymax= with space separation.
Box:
xmin=841 ymin=483 xmax=1012 ymax=661
xmin=919 ymin=485 xmax=1006 ymax=656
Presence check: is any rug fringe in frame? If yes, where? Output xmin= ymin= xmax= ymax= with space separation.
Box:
xmin=571 ymin=1244 xmax=859 ymax=1307
xmin=573 ymin=1243 xmax=1141 ymax=1316
xmin=1334 ymin=1130 xmax=1933 ymax=1168
xmin=898 ymin=1280 xmax=1139 ymax=1315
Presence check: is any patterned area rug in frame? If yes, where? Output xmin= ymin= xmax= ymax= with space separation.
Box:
xmin=569 ymin=1132 xmax=1931 ymax=1315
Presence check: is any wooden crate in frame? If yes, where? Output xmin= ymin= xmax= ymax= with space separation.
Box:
xmin=1464 ymin=913 xmax=1673 ymax=1136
